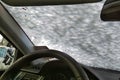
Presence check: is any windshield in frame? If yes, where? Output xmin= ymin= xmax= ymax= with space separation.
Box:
xmin=4 ymin=1 xmax=120 ymax=71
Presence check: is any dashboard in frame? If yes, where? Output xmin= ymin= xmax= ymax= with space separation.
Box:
xmin=14 ymin=60 xmax=76 ymax=80
xmin=13 ymin=59 xmax=109 ymax=80
xmin=2 ymin=58 xmax=120 ymax=80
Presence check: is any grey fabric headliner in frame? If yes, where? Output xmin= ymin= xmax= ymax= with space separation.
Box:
xmin=4 ymin=1 xmax=120 ymax=71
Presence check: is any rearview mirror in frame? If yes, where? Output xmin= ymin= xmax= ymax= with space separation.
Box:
xmin=1 ymin=0 xmax=102 ymax=6
xmin=101 ymin=0 xmax=120 ymax=21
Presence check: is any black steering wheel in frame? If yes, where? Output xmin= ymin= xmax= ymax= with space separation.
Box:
xmin=0 ymin=49 xmax=89 ymax=80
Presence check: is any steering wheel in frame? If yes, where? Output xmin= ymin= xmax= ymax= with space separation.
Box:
xmin=0 ymin=49 xmax=89 ymax=80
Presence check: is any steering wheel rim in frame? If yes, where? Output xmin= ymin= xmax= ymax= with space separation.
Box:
xmin=0 ymin=49 xmax=89 ymax=80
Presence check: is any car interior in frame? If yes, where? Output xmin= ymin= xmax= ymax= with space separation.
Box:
xmin=0 ymin=0 xmax=120 ymax=80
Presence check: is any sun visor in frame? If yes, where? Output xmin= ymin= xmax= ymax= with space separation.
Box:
xmin=101 ymin=0 xmax=120 ymax=21
xmin=1 ymin=0 xmax=102 ymax=6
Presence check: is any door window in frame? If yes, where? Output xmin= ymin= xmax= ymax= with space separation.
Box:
xmin=0 ymin=34 xmax=16 ymax=70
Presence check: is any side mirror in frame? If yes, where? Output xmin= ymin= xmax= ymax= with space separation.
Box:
xmin=101 ymin=0 xmax=120 ymax=21
xmin=1 ymin=0 xmax=102 ymax=6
